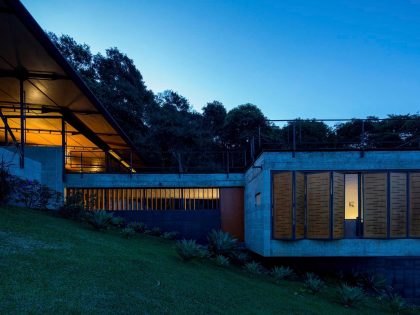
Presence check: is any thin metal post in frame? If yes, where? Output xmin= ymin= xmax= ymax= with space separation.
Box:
xmin=4 ymin=117 xmax=8 ymax=145
xmin=80 ymin=151 xmax=83 ymax=177
xmin=61 ymin=118 xmax=66 ymax=182
xmin=360 ymin=120 xmax=365 ymax=157
xmin=129 ymin=150 xmax=133 ymax=177
xmin=226 ymin=151 xmax=230 ymax=177
xmin=292 ymin=121 xmax=296 ymax=158
xmin=19 ymin=79 xmax=25 ymax=168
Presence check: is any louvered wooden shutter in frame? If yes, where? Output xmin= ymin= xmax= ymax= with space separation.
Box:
xmin=410 ymin=173 xmax=420 ymax=237
xmin=390 ymin=173 xmax=407 ymax=238
xmin=307 ymin=172 xmax=331 ymax=239
xmin=363 ymin=173 xmax=388 ymax=238
xmin=272 ymin=172 xmax=293 ymax=239
xmin=332 ymin=172 xmax=345 ymax=239
xmin=295 ymin=172 xmax=305 ymax=239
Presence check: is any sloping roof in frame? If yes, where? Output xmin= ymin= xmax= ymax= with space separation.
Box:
xmin=0 ymin=0 xmax=141 ymax=164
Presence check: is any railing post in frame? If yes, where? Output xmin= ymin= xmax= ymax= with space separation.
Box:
xmin=4 ymin=117 xmax=8 ymax=145
xmin=292 ymin=121 xmax=296 ymax=158
xmin=129 ymin=150 xmax=133 ymax=178
xmin=226 ymin=151 xmax=230 ymax=177
xmin=80 ymin=151 xmax=83 ymax=178
xmin=61 ymin=118 xmax=66 ymax=182
xmin=360 ymin=120 xmax=365 ymax=157
xmin=19 ymin=79 xmax=25 ymax=168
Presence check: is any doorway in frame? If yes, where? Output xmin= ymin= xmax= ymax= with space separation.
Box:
xmin=344 ymin=173 xmax=359 ymax=238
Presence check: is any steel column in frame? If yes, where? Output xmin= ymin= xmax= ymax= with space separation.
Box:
xmin=19 ymin=79 xmax=25 ymax=168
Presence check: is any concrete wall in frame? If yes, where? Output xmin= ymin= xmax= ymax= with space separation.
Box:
xmin=0 ymin=147 xmax=41 ymax=182
xmin=66 ymin=173 xmax=244 ymax=188
xmin=244 ymin=150 xmax=420 ymax=257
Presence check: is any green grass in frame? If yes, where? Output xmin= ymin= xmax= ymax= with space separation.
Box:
xmin=0 ymin=206 xmax=414 ymax=315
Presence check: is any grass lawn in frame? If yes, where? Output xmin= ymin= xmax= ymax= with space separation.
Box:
xmin=0 ymin=206 xmax=416 ymax=315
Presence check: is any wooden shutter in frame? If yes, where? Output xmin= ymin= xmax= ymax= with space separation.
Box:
xmin=363 ymin=173 xmax=388 ymax=238
xmin=410 ymin=173 xmax=420 ymax=237
xmin=390 ymin=173 xmax=407 ymax=238
xmin=272 ymin=172 xmax=293 ymax=239
xmin=295 ymin=172 xmax=305 ymax=239
xmin=333 ymin=172 xmax=345 ymax=239
xmin=307 ymin=172 xmax=331 ymax=239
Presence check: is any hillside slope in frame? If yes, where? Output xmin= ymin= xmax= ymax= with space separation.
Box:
xmin=0 ymin=207 xmax=405 ymax=314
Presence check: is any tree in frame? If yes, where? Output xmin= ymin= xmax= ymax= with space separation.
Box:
xmin=281 ymin=119 xmax=333 ymax=149
xmin=202 ymin=101 xmax=226 ymax=146
xmin=222 ymin=103 xmax=278 ymax=149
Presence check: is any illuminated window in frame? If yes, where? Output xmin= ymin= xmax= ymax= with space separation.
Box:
xmin=345 ymin=174 xmax=359 ymax=220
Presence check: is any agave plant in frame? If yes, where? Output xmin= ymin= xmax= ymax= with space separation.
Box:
xmin=304 ymin=273 xmax=324 ymax=294
xmin=214 ymin=255 xmax=230 ymax=267
xmin=175 ymin=239 xmax=206 ymax=261
xmin=337 ymin=283 xmax=365 ymax=307
xmin=87 ymin=210 xmax=113 ymax=230
xmin=243 ymin=261 xmax=264 ymax=275
xmin=207 ymin=230 xmax=239 ymax=257
xmin=127 ymin=222 xmax=146 ymax=233
xmin=161 ymin=231 xmax=179 ymax=240
xmin=270 ymin=266 xmax=295 ymax=283
xmin=387 ymin=293 xmax=408 ymax=314
xmin=121 ymin=227 xmax=135 ymax=239
xmin=110 ymin=216 xmax=126 ymax=228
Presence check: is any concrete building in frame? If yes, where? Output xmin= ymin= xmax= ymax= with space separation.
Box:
xmin=1 ymin=0 xmax=420 ymax=303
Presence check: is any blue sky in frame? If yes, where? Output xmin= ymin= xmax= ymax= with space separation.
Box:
xmin=23 ymin=0 xmax=420 ymax=119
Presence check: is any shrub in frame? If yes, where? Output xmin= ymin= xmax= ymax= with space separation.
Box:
xmin=121 ymin=227 xmax=135 ymax=238
xmin=243 ymin=261 xmax=264 ymax=275
xmin=337 ymin=283 xmax=365 ymax=307
xmin=387 ymin=293 xmax=407 ymax=314
xmin=304 ymin=273 xmax=324 ymax=294
xmin=149 ymin=227 xmax=162 ymax=236
xmin=214 ymin=255 xmax=230 ymax=267
xmin=207 ymin=230 xmax=239 ymax=257
xmin=175 ymin=239 xmax=205 ymax=261
xmin=127 ymin=222 xmax=146 ymax=233
xmin=14 ymin=178 xmax=61 ymax=209
xmin=0 ymin=158 xmax=14 ymax=204
xmin=161 ymin=231 xmax=178 ymax=240
xmin=87 ymin=210 xmax=113 ymax=230
xmin=110 ymin=216 xmax=126 ymax=228
xmin=60 ymin=191 xmax=85 ymax=219
xmin=270 ymin=266 xmax=295 ymax=283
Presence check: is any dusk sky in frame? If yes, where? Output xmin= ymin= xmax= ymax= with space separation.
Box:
xmin=23 ymin=0 xmax=420 ymax=119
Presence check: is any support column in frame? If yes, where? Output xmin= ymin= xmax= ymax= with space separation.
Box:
xmin=4 ymin=117 xmax=8 ymax=145
xmin=19 ymin=79 xmax=25 ymax=168
xmin=62 ymin=118 xmax=66 ymax=182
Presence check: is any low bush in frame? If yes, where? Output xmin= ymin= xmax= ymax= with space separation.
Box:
xmin=387 ymin=293 xmax=407 ymax=314
xmin=243 ymin=261 xmax=264 ymax=275
xmin=87 ymin=211 xmax=113 ymax=230
xmin=161 ymin=231 xmax=178 ymax=240
xmin=121 ymin=227 xmax=135 ymax=239
xmin=304 ymin=273 xmax=324 ymax=294
xmin=175 ymin=239 xmax=206 ymax=261
xmin=60 ymin=191 xmax=84 ymax=219
xmin=14 ymin=178 xmax=61 ymax=209
xmin=0 ymin=158 xmax=14 ymax=205
xmin=270 ymin=266 xmax=295 ymax=283
xmin=214 ymin=255 xmax=230 ymax=267
xmin=149 ymin=227 xmax=162 ymax=236
xmin=207 ymin=230 xmax=239 ymax=257
xmin=127 ymin=222 xmax=146 ymax=233
xmin=110 ymin=216 xmax=126 ymax=228
xmin=337 ymin=283 xmax=365 ymax=308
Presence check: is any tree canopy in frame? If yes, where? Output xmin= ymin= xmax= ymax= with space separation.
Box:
xmin=49 ymin=33 xmax=420 ymax=171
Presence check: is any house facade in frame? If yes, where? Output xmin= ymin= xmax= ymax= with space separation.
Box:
xmin=1 ymin=0 xmax=420 ymax=303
